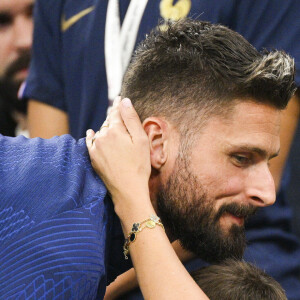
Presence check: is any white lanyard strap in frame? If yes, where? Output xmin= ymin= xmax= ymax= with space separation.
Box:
xmin=105 ymin=0 xmax=148 ymax=101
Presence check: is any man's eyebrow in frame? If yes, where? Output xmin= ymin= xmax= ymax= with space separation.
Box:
xmin=230 ymin=144 xmax=280 ymax=159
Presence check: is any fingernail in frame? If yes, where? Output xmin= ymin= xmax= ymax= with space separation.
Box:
xmin=122 ymin=98 xmax=132 ymax=108
xmin=86 ymin=129 xmax=92 ymax=136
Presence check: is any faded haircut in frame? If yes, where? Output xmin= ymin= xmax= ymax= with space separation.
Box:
xmin=121 ymin=19 xmax=296 ymax=133
xmin=190 ymin=259 xmax=287 ymax=300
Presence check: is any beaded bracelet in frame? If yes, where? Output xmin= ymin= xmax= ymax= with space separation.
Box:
xmin=123 ymin=214 xmax=164 ymax=259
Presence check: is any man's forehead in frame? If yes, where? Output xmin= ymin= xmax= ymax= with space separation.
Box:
xmin=213 ymin=100 xmax=281 ymax=128
xmin=191 ymin=101 xmax=281 ymax=151
xmin=0 ymin=0 xmax=34 ymax=12
xmin=192 ymin=100 xmax=280 ymax=130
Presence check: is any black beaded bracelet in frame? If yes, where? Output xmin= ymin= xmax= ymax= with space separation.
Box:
xmin=123 ymin=214 xmax=164 ymax=259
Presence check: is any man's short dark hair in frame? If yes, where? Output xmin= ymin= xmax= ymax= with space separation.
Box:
xmin=121 ymin=19 xmax=296 ymax=132
xmin=190 ymin=259 xmax=287 ymax=300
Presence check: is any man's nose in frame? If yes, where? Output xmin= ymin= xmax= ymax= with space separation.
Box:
xmin=245 ymin=164 xmax=276 ymax=207
xmin=13 ymin=15 xmax=33 ymax=51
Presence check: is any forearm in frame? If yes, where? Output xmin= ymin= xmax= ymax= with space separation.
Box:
xmin=86 ymin=98 xmax=208 ymax=299
xmin=104 ymin=268 xmax=137 ymax=299
xmin=115 ymin=194 xmax=208 ymax=300
xmin=28 ymin=100 xmax=69 ymax=138
xmin=105 ymin=240 xmax=195 ymax=299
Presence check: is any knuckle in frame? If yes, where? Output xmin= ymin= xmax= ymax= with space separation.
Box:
xmin=126 ymin=113 xmax=136 ymax=122
xmin=108 ymin=128 xmax=118 ymax=139
xmin=94 ymin=137 xmax=102 ymax=147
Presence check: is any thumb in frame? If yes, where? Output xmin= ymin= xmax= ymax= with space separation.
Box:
xmin=120 ymin=98 xmax=145 ymax=137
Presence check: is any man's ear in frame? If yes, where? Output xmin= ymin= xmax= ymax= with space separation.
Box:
xmin=143 ymin=117 xmax=169 ymax=170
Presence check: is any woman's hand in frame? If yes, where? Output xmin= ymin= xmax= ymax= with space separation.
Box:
xmin=86 ymin=97 xmax=152 ymax=217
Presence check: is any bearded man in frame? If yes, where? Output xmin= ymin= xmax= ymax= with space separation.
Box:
xmin=0 ymin=0 xmax=32 ymax=136
xmin=0 ymin=19 xmax=299 ymax=299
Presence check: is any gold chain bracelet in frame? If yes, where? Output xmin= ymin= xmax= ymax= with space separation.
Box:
xmin=123 ymin=214 xmax=164 ymax=259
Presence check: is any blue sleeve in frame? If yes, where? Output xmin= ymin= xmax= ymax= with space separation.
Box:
xmin=230 ymin=0 xmax=300 ymax=87
xmin=244 ymin=189 xmax=300 ymax=300
xmin=0 ymin=135 xmax=111 ymax=299
xmin=21 ymin=0 xmax=66 ymax=111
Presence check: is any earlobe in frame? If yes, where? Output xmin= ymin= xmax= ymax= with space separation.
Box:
xmin=143 ymin=118 xmax=168 ymax=170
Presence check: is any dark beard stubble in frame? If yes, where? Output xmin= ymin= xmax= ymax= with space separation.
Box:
xmin=0 ymin=51 xmax=31 ymax=114
xmin=156 ymin=155 xmax=257 ymax=263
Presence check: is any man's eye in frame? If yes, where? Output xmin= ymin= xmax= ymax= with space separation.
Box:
xmin=232 ymin=154 xmax=250 ymax=166
xmin=0 ymin=13 xmax=12 ymax=28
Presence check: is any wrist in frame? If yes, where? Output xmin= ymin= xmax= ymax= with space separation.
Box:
xmin=117 ymin=204 xmax=157 ymax=233
xmin=112 ymin=187 xmax=152 ymax=214
xmin=123 ymin=214 xmax=164 ymax=259
xmin=114 ymin=198 xmax=156 ymax=235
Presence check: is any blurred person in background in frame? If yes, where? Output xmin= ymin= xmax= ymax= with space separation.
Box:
xmin=0 ymin=0 xmax=33 ymax=137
